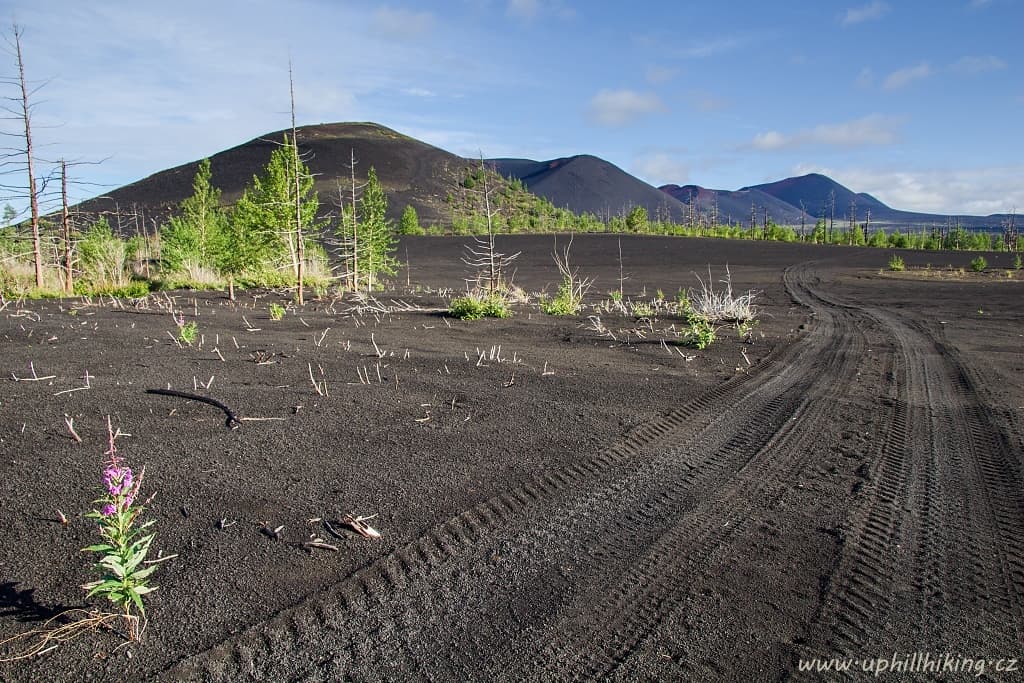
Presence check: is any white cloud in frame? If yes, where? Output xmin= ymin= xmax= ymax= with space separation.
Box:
xmin=372 ymin=7 xmax=435 ymax=39
xmin=402 ymin=87 xmax=436 ymax=97
xmin=794 ymin=163 xmax=1024 ymax=214
xmin=882 ymin=62 xmax=932 ymax=90
xmin=842 ymin=1 xmax=890 ymax=25
xmin=950 ymin=55 xmax=1007 ymax=75
xmin=633 ymin=152 xmax=689 ymax=185
xmin=586 ymin=89 xmax=667 ymax=126
xmin=750 ymin=115 xmax=902 ymax=150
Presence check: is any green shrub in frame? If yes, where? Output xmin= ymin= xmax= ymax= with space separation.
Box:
xmin=449 ymin=294 xmax=510 ymax=320
xmin=630 ymin=302 xmax=655 ymax=318
xmin=888 ymin=254 xmax=906 ymax=272
xmin=1013 ymin=253 xmax=1022 ymax=270
xmin=682 ymin=312 xmax=716 ymax=349
xmin=540 ymin=280 xmax=585 ymax=316
xmin=178 ymin=321 xmax=199 ymax=346
xmin=675 ymin=288 xmax=692 ymax=312
xmin=268 ymin=302 xmax=286 ymax=320
xmin=970 ymin=256 xmax=987 ymax=273
xmin=75 ymin=280 xmax=151 ymax=298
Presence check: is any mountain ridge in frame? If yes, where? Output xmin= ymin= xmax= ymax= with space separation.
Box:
xmin=73 ymin=122 xmax=1014 ymax=231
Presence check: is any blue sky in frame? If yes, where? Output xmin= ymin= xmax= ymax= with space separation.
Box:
xmin=2 ymin=0 xmax=1021 ymax=216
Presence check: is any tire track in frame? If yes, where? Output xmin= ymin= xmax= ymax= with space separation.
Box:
xmin=262 ymin=264 xmax=864 ymax=682
xmin=161 ymin=262 xmax=974 ymax=682
xmin=157 ymin=296 xmax=814 ymax=681
xmin=479 ymin=268 xmax=868 ymax=680
xmin=790 ymin=276 xmax=1024 ymax=677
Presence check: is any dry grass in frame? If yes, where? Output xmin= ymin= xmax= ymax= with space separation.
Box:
xmin=691 ymin=266 xmax=758 ymax=323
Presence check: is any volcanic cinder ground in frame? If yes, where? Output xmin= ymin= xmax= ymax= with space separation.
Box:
xmin=1 ymin=235 xmax=1022 ymax=681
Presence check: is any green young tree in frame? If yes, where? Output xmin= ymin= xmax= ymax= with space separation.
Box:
xmin=625 ymin=205 xmax=649 ymax=233
xmin=359 ymin=167 xmax=398 ymax=290
xmin=229 ymin=135 xmax=323 ymax=287
xmin=398 ymin=204 xmax=424 ymax=235
xmin=219 ymin=186 xmax=283 ymax=300
xmin=160 ymin=158 xmax=226 ymax=280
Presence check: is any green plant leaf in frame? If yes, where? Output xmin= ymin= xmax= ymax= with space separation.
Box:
xmin=129 ymin=588 xmax=146 ymax=617
xmin=86 ymin=579 xmax=122 ymax=598
xmin=82 ymin=543 xmax=115 ymax=553
xmin=100 ymin=557 xmax=127 ymax=579
xmin=131 ymin=564 xmax=159 ymax=581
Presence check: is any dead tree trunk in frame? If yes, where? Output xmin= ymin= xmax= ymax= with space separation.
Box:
xmin=61 ymin=159 xmax=73 ymax=293
xmin=12 ymin=26 xmax=42 ymax=288
xmin=289 ymin=61 xmax=304 ymax=305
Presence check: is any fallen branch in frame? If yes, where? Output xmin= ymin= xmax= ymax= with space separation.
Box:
xmin=0 ymin=609 xmax=135 ymax=662
xmin=341 ymin=513 xmax=381 ymax=539
xmin=63 ymin=416 xmax=82 ymax=443
xmin=10 ymin=361 xmax=55 ymax=382
xmin=144 ymin=389 xmax=241 ymax=429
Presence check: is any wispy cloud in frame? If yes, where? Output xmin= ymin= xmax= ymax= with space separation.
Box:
xmin=679 ymin=37 xmax=743 ymax=58
xmin=950 ymin=55 xmax=1007 ymax=75
xmin=402 ymin=87 xmax=436 ymax=97
xmin=842 ymin=1 xmax=890 ymax=25
xmin=969 ymin=0 xmax=992 ymax=9
xmin=505 ymin=0 xmax=576 ymax=21
xmin=794 ymin=163 xmax=1024 ymax=214
xmin=750 ymin=114 xmax=903 ymax=150
xmin=506 ymin=0 xmax=539 ymax=19
xmin=372 ymin=7 xmax=436 ymax=39
xmin=587 ymin=89 xmax=667 ymax=126
xmin=645 ymin=65 xmax=678 ymax=85
xmin=882 ymin=62 xmax=932 ymax=90
xmin=634 ymin=152 xmax=689 ymax=184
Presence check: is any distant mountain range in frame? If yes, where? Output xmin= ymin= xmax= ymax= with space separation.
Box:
xmin=77 ymin=122 xmax=1014 ymax=231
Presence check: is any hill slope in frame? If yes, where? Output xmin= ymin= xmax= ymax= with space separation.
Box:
xmin=490 ymin=155 xmax=688 ymax=222
xmin=743 ymin=173 xmax=1011 ymax=229
xmin=76 ymin=122 xmax=469 ymax=226
xmin=659 ymin=184 xmax=813 ymax=226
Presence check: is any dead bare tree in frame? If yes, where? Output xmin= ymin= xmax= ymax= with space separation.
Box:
xmin=828 ymin=189 xmax=836 ymax=243
xmin=1 ymin=24 xmax=43 ymax=287
xmin=799 ymin=200 xmax=807 ymax=241
xmin=1002 ymin=210 xmax=1017 ymax=252
xmin=848 ymin=197 xmax=857 ymax=244
xmin=461 ymin=155 xmax=519 ymax=294
xmin=331 ymin=152 xmax=367 ymax=291
xmin=60 ymin=159 xmax=72 ymax=292
xmin=288 ymin=60 xmax=305 ymax=305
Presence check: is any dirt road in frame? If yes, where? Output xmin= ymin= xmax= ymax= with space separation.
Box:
xmin=2 ymin=236 xmax=1021 ymax=681
xmin=160 ymin=257 xmax=1024 ymax=681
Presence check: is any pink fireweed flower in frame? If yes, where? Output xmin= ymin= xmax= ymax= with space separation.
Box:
xmin=101 ymin=503 xmax=117 ymax=517
xmin=103 ymin=466 xmax=133 ymax=496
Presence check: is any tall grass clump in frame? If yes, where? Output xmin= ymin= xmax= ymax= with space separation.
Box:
xmin=690 ymin=265 xmax=758 ymax=323
xmin=540 ymin=235 xmax=592 ymax=316
xmin=888 ymin=254 xmax=906 ymax=272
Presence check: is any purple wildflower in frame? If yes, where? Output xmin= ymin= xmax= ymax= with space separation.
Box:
xmin=103 ymin=466 xmax=133 ymax=496
xmin=101 ymin=503 xmax=117 ymax=517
